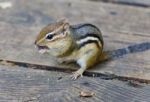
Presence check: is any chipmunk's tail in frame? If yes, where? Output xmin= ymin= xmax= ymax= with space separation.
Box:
xmin=99 ymin=42 xmax=150 ymax=63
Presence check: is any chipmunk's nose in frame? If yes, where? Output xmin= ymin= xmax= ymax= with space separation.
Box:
xmin=34 ymin=41 xmax=37 ymax=45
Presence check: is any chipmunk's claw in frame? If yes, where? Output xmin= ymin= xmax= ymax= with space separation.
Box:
xmin=71 ymin=71 xmax=83 ymax=80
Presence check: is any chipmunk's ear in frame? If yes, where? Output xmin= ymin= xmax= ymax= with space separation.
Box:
xmin=57 ymin=19 xmax=70 ymax=30
xmin=57 ymin=18 xmax=69 ymax=24
xmin=63 ymin=23 xmax=70 ymax=30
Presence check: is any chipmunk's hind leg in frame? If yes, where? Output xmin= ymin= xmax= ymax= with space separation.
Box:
xmin=71 ymin=43 xmax=100 ymax=80
xmin=57 ymin=50 xmax=78 ymax=64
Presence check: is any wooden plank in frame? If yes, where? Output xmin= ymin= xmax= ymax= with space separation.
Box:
xmin=0 ymin=65 xmax=150 ymax=102
xmin=0 ymin=0 xmax=150 ymax=80
xmin=1 ymin=0 xmax=150 ymax=34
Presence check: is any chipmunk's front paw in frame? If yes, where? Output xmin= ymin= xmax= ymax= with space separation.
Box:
xmin=71 ymin=71 xmax=83 ymax=80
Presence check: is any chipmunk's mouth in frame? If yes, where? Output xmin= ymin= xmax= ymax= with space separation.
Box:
xmin=37 ymin=45 xmax=49 ymax=50
xmin=36 ymin=45 xmax=49 ymax=54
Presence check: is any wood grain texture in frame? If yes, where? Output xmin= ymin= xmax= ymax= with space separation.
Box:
xmin=0 ymin=0 xmax=150 ymax=80
xmin=0 ymin=65 xmax=150 ymax=102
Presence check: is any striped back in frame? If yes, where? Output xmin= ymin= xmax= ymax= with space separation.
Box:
xmin=71 ymin=24 xmax=103 ymax=48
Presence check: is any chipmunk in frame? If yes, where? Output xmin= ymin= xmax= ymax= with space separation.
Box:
xmin=35 ymin=19 xmax=107 ymax=80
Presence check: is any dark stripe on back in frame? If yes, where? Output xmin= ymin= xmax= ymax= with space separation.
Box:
xmin=72 ymin=23 xmax=104 ymax=46
xmin=72 ymin=23 xmax=100 ymax=32
xmin=79 ymin=33 xmax=104 ymax=47
xmin=79 ymin=40 xmax=101 ymax=49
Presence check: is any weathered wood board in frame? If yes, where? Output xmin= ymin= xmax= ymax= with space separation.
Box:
xmin=0 ymin=0 xmax=150 ymax=80
xmin=0 ymin=65 xmax=150 ymax=102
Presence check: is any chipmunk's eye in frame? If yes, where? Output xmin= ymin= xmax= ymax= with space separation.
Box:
xmin=46 ymin=34 xmax=53 ymax=40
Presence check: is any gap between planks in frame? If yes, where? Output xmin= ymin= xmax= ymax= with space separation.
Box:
xmin=86 ymin=0 xmax=150 ymax=8
xmin=0 ymin=59 xmax=150 ymax=84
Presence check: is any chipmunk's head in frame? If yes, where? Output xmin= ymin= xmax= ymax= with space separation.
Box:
xmin=35 ymin=19 xmax=73 ymax=57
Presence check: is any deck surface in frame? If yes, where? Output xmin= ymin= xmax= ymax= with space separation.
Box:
xmin=0 ymin=0 xmax=150 ymax=101
xmin=0 ymin=65 xmax=150 ymax=102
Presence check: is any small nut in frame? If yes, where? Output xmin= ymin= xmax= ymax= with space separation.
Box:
xmin=80 ymin=91 xmax=95 ymax=97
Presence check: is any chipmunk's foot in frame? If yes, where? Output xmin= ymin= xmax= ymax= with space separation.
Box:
xmin=71 ymin=70 xmax=83 ymax=80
